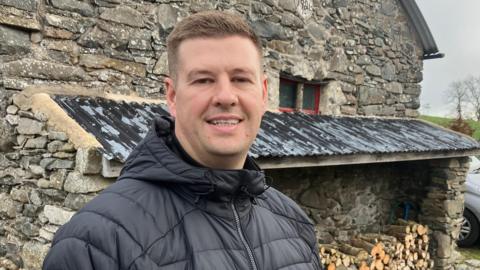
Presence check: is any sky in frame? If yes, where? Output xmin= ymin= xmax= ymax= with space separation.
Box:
xmin=416 ymin=1 xmax=480 ymax=117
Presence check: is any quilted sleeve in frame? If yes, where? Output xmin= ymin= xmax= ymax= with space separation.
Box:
xmin=42 ymin=203 xmax=143 ymax=270
xmin=42 ymin=236 xmax=119 ymax=270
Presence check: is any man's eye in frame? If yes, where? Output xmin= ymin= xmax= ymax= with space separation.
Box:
xmin=232 ymin=77 xmax=251 ymax=83
xmin=194 ymin=78 xmax=213 ymax=84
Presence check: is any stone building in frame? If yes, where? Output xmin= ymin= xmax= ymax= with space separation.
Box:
xmin=0 ymin=0 xmax=479 ymax=269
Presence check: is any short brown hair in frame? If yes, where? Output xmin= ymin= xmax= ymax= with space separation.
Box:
xmin=166 ymin=11 xmax=262 ymax=79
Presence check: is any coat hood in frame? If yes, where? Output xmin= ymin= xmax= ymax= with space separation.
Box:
xmin=118 ymin=116 xmax=267 ymax=202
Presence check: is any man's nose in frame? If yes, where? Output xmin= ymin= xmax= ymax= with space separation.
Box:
xmin=212 ymin=78 xmax=238 ymax=107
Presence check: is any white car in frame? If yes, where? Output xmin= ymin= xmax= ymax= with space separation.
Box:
xmin=459 ymin=156 xmax=480 ymax=247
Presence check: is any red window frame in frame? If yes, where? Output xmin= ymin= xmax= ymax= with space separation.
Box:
xmin=279 ymin=107 xmax=296 ymax=113
xmin=279 ymin=78 xmax=321 ymax=114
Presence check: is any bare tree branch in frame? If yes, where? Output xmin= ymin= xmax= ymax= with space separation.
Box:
xmin=445 ymin=80 xmax=468 ymax=119
xmin=464 ymin=75 xmax=480 ymax=121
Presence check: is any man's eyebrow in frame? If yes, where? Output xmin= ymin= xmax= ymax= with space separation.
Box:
xmin=186 ymin=68 xmax=256 ymax=80
xmin=186 ymin=69 xmax=215 ymax=80
xmin=230 ymin=68 xmax=255 ymax=76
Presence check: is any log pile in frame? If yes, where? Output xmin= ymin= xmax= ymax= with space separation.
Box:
xmin=319 ymin=220 xmax=433 ymax=270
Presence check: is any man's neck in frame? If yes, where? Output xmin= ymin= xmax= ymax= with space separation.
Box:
xmin=169 ymin=133 xmax=205 ymax=168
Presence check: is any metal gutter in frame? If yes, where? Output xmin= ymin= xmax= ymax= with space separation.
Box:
xmin=423 ymin=52 xmax=445 ymax=60
xmin=256 ymin=149 xmax=480 ymax=169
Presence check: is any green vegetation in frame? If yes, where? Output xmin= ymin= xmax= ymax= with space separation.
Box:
xmin=466 ymin=119 xmax=480 ymax=140
xmin=419 ymin=115 xmax=453 ymax=127
xmin=420 ymin=115 xmax=480 ymax=141
xmin=458 ymin=246 xmax=480 ymax=260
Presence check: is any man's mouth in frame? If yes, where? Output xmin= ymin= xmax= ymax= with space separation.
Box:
xmin=207 ymin=119 xmax=241 ymax=126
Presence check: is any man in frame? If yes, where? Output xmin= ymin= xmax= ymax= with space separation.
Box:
xmin=43 ymin=11 xmax=320 ymax=270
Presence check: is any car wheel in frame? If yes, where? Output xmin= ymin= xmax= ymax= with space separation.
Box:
xmin=458 ymin=209 xmax=480 ymax=247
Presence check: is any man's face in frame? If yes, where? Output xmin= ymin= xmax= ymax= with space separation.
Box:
xmin=165 ymin=36 xmax=267 ymax=169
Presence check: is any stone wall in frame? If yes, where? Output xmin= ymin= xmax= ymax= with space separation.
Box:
xmin=0 ymin=0 xmax=438 ymax=268
xmin=268 ymin=162 xmax=430 ymax=242
xmin=267 ymin=157 xmax=469 ymax=270
xmin=0 ymin=100 xmax=114 ymax=269
xmin=0 ymin=0 xmax=424 ymax=126
xmin=421 ymin=158 xmax=470 ymax=270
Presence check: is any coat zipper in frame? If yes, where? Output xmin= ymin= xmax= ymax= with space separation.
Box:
xmin=231 ymin=202 xmax=258 ymax=270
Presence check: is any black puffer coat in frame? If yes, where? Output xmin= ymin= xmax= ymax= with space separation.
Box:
xmin=43 ymin=118 xmax=321 ymax=270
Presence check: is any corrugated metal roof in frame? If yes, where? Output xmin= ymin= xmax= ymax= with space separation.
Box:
xmin=53 ymin=95 xmax=480 ymax=163
xmin=252 ymin=113 xmax=479 ymax=158
xmin=53 ymin=95 xmax=169 ymax=161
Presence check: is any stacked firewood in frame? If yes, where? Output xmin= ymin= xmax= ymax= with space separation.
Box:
xmin=319 ymin=220 xmax=433 ymax=270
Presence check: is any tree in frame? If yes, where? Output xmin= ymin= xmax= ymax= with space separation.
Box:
xmin=445 ymin=75 xmax=480 ymax=120
xmin=464 ymin=75 xmax=480 ymax=121
xmin=445 ymin=80 xmax=468 ymax=119
xmin=448 ymin=118 xmax=474 ymax=136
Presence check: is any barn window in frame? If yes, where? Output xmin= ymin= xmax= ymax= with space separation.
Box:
xmin=279 ymin=77 xmax=321 ymax=114
xmin=302 ymin=84 xmax=320 ymax=114
xmin=279 ymin=79 xmax=297 ymax=112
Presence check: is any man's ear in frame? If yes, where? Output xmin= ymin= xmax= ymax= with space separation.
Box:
xmin=165 ymin=77 xmax=177 ymax=118
xmin=261 ymin=74 xmax=268 ymax=113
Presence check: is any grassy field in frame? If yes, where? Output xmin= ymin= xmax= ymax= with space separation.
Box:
xmin=420 ymin=115 xmax=480 ymax=141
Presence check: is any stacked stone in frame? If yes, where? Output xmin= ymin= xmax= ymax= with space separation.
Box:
xmin=0 ymin=99 xmax=113 ymax=269
xmin=267 ymin=161 xmax=432 ymax=244
xmin=250 ymin=0 xmax=424 ymax=117
xmin=419 ymin=157 xmax=470 ymax=270
xmin=268 ymin=158 xmax=470 ymax=270
xmin=0 ymin=0 xmax=167 ymax=99
xmin=1 ymin=0 xmax=424 ymax=120
xmin=310 ymin=0 xmax=422 ymax=117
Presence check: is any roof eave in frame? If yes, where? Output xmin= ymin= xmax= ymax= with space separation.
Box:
xmin=398 ymin=0 xmax=444 ymax=60
xmin=256 ymin=149 xmax=480 ymax=169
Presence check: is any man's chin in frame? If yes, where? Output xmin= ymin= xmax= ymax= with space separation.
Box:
xmin=206 ymin=145 xmax=249 ymax=160
xmin=208 ymin=148 xmax=244 ymax=157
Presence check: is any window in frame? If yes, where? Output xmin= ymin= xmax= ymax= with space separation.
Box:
xmin=279 ymin=78 xmax=321 ymax=114
xmin=279 ymin=79 xmax=297 ymax=112
xmin=302 ymin=84 xmax=320 ymax=114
